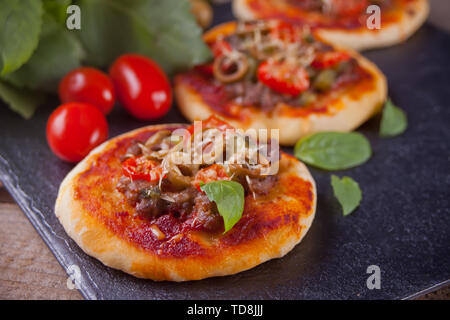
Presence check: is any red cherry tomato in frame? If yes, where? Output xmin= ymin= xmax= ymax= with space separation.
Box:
xmin=269 ymin=21 xmax=298 ymax=42
xmin=46 ymin=103 xmax=108 ymax=163
xmin=59 ymin=67 xmax=115 ymax=115
xmin=122 ymin=157 xmax=164 ymax=182
xmin=209 ymin=39 xmax=232 ymax=58
xmin=312 ymin=51 xmax=351 ymax=69
xmin=257 ymin=60 xmax=310 ymax=96
xmin=186 ymin=115 xmax=234 ymax=135
xmin=193 ymin=164 xmax=230 ymax=191
xmin=330 ymin=0 xmax=368 ymax=17
xmin=109 ymin=54 xmax=172 ymax=120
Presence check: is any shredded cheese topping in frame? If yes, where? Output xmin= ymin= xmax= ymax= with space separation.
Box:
xmin=135 ymin=126 xmax=277 ymax=188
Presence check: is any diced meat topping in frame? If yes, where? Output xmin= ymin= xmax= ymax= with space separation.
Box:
xmin=116 ymin=117 xmax=280 ymax=233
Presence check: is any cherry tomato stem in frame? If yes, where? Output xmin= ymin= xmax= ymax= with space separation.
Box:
xmin=257 ymin=60 xmax=310 ymax=96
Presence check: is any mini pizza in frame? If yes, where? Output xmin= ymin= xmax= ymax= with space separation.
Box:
xmin=232 ymin=0 xmax=429 ymax=51
xmin=174 ymin=20 xmax=387 ymax=145
xmin=55 ymin=116 xmax=316 ymax=281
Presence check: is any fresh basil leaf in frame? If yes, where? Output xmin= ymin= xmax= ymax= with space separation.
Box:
xmin=330 ymin=175 xmax=362 ymax=216
xmin=379 ymin=99 xmax=407 ymax=137
xmin=0 ymin=81 xmax=45 ymax=119
xmin=0 ymin=0 xmax=43 ymax=75
xmin=77 ymin=0 xmax=212 ymax=75
xmin=294 ymin=132 xmax=372 ymax=170
xmin=2 ymin=13 xmax=84 ymax=92
xmin=43 ymin=0 xmax=72 ymax=24
xmin=200 ymin=181 xmax=245 ymax=233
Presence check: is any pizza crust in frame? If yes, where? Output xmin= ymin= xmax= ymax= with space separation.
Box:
xmin=232 ymin=0 xmax=429 ymax=51
xmin=315 ymin=0 xmax=429 ymax=51
xmin=55 ymin=125 xmax=316 ymax=281
xmin=174 ymin=22 xmax=387 ymax=146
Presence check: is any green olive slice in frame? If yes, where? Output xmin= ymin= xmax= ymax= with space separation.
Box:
xmin=213 ymin=54 xmax=249 ymax=83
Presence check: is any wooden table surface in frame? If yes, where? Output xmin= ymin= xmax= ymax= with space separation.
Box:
xmin=0 ymin=184 xmax=82 ymax=300
xmin=1 ymin=0 xmax=450 ymax=301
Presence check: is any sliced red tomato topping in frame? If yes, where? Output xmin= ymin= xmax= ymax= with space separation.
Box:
xmin=193 ymin=164 xmax=230 ymax=191
xmin=269 ymin=21 xmax=298 ymax=42
xmin=209 ymin=39 xmax=232 ymax=58
xmin=187 ymin=115 xmax=235 ymax=135
xmin=312 ymin=51 xmax=351 ymax=69
xmin=122 ymin=157 xmax=164 ymax=182
xmin=196 ymin=40 xmax=233 ymax=78
xmin=257 ymin=60 xmax=310 ymax=96
xmin=194 ymin=63 xmax=214 ymax=76
xmin=330 ymin=0 xmax=368 ymax=17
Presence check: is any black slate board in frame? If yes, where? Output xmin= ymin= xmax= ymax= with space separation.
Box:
xmin=0 ymin=3 xmax=449 ymax=300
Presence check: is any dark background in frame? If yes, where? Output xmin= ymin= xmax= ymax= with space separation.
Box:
xmin=0 ymin=2 xmax=449 ymax=299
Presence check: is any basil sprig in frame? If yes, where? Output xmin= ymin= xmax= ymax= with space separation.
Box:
xmin=380 ymin=99 xmax=408 ymax=137
xmin=0 ymin=0 xmax=42 ymax=75
xmin=200 ymin=181 xmax=245 ymax=233
xmin=331 ymin=175 xmax=362 ymax=216
xmin=0 ymin=0 xmax=211 ymax=118
xmin=294 ymin=132 xmax=372 ymax=170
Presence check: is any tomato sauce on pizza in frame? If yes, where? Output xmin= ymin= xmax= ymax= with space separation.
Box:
xmin=72 ymin=119 xmax=314 ymax=258
xmin=176 ymin=20 xmax=374 ymax=121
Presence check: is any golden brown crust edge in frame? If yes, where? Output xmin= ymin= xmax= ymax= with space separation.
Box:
xmin=175 ymin=48 xmax=387 ymax=146
xmin=55 ymin=125 xmax=317 ymax=281
xmin=232 ymin=0 xmax=429 ymax=51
